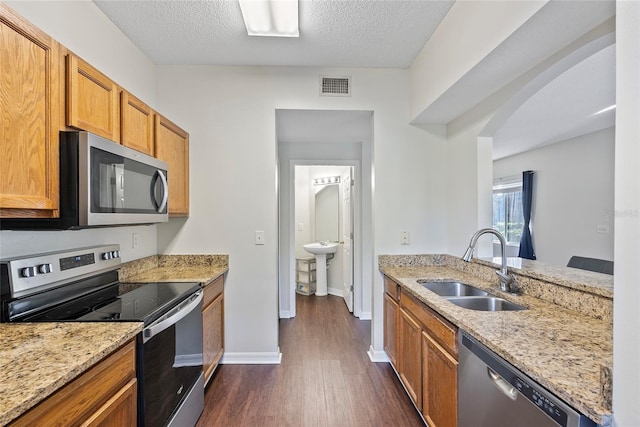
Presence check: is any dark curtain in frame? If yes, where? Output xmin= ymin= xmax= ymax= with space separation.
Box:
xmin=518 ymin=170 xmax=536 ymax=259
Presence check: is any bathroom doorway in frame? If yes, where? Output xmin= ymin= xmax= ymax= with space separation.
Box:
xmin=276 ymin=109 xmax=373 ymax=320
xmin=294 ymin=165 xmax=355 ymax=310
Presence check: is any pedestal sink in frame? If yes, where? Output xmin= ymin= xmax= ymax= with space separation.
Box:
xmin=303 ymin=242 xmax=339 ymax=296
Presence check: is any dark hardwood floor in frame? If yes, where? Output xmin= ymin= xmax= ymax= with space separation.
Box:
xmin=196 ymin=294 xmax=424 ymax=426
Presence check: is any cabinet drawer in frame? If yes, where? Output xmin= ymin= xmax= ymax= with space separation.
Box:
xmin=384 ymin=276 xmax=400 ymax=301
xmin=11 ymin=340 xmax=136 ymax=427
xmin=401 ymin=292 xmax=457 ymax=356
xmin=203 ymin=275 xmax=224 ymax=308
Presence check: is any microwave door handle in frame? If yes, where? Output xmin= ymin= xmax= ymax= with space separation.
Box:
xmin=154 ymin=170 xmax=169 ymax=213
xmin=143 ymin=290 xmax=202 ymax=343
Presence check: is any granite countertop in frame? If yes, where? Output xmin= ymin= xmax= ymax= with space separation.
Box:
xmin=0 ymin=322 xmax=142 ymax=425
xmin=119 ymin=254 xmax=228 ymax=286
xmin=381 ymin=265 xmax=613 ymax=426
xmin=123 ymin=265 xmax=227 ymax=285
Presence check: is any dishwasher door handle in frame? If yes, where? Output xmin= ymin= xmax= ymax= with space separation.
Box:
xmin=488 ymin=367 xmax=517 ymax=400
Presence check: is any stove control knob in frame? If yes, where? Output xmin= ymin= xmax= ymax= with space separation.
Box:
xmin=20 ymin=266 xmax=37 ymax=278
xmin=111 ymin=250 xmax=120 ymax=259
xmin=102 ymin=252 xmax=113 ymax=260
xmin=38 ymin=263 xmax=53 ymax=274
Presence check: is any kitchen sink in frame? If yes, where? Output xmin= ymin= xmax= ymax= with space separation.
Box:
xmin=446 ymin=296 xmax=526 ymax=311
xmin=418 ymin=280 xmax=489 ymax=297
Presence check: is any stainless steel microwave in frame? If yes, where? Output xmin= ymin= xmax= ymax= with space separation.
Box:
xmin=1 ymin=131 xmax=169 ymax=230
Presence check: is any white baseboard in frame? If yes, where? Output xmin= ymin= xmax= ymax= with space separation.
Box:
xmin=279 ymin=310 xmax=292 ymax=319
xmin=221 ymin=350 xmax=282 ymax=365
xmin=367 ymin=345 xmax=390 ymax=363
xmin=328 ymin=287 xmax=343 ymax=297
xmin=359 ymin=311 xmax=372 ymax=320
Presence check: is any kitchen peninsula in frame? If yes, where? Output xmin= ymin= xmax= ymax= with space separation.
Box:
xmin=380 ymin=254 xmax=612 ymax=426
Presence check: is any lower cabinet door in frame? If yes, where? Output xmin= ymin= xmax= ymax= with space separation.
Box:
xmin=422 ymin=332 xmax=458 ymax=427
xmin=203 ymin=292 xmax=224 ymax=384
xmin=399 ymin=308 xmax=422 ymax=410
xmin=82 ymin=379 xmax=137 ymax=427
xmin=384 ymin=292 xmax=399 ymax=368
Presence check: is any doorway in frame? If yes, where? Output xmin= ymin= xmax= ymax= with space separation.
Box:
xmin=294 ymin=165 xmax=355 ymax=310
xmin=276 ymin=109 xmax=373 ymax=321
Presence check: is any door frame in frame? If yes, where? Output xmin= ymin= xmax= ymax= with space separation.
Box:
xmin=287 ymin=160 xmax=362 ymax=318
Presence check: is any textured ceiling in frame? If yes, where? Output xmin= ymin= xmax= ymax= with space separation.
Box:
xmin=94 ymin=0 xmax=616 ymax=158
xmin=93 ymin=0 xmax=454 ymax=67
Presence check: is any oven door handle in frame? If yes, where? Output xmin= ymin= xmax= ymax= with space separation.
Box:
xmin=143 ymin=290 xmax=203 ymax=343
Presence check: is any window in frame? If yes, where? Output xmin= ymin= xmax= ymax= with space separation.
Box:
xmin=492 ymin=178 xmax=524 ymax=245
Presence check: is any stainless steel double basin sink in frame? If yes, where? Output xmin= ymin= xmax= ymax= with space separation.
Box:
xmin=417 ymin=280 xmax=526 ymax=311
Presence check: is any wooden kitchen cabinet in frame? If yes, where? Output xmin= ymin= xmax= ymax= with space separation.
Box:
xmin=202 ymin=275 xmax=224 ymax=385
xmin=422 ymin=332 xmax=458 ymax=427
xmin=384 ymin=277 xmax=400 ymax=368
xmin=155 ymin=114 xmax=189 ymax=216
xmin=0 ymin=4 xmax=60 ymax=218
xmin=390 ymin=278 xmax=459 ymax=426
xmin=398 ymin=307 xmax=423 ymax=410
xmin=10 ymin=340 xmax=137 ymax=427
xmin=66 ymin=53 xmax=119 ymax=142
xmin=120 ymin=91 xmax=154 ymax=156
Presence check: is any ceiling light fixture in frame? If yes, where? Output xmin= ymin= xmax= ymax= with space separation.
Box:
xmin=238 ymin=0 xmax=299 ymax=37
xmin=594 ymin=104 xmax=616 ymax=115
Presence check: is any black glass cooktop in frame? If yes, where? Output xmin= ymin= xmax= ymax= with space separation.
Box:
xmin=22 ymin=282 xmax=200 ymax=325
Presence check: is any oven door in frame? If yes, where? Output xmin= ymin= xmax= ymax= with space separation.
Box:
xmin=138 ymin=290 xmax=204 ymax=427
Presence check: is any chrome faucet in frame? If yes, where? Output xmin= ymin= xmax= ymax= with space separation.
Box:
xmin=462 ymin=228 xmax=516 ymax=293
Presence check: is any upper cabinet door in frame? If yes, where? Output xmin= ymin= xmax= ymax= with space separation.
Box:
xmin=121 ymin=91 xmax=154 ymax=155
xmin=155 ymin=114 xmax=189 ymax=216
xmin=0 ymin=4 xmax=60 ymax=217
xmin=66 ymin=53 xmax=119 ymax=142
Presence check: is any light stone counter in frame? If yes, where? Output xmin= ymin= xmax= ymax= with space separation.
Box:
xmin=0 ymin=322 xmax=142 ymax=425
xmin=380 ymin=257 xmax=613 ymax=426
xmin=120 ymin=254 xmax=228 ymax=285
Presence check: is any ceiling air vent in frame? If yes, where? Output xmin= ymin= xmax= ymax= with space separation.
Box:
xmin=320 ymin=76 xmax=351 ymax=97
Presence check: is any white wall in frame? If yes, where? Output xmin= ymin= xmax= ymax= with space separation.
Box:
xmin=494 ymin=127 xmax=615 ymax=266
xmin=0 ymin=1 xmax=159 ymax=262
xmin=409 ymin=0 xmax=546 ymax=121
xmin=613 ymin=2 xmax=640 ymax=425
xmin=294 ymin=167 xmax=313 ymax=259
xmin=154 ymin=65 xmax=449 ymax=361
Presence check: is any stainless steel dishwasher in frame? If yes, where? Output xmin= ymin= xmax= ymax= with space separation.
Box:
xmin=458 ymin=331 xmax=597 ymax=427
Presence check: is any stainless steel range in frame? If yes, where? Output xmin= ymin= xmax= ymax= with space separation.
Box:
xmin=0 ymin=245 xmax=204 ymax=427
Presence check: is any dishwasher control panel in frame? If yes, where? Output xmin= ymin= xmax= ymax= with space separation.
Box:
xmin=514 ymin=375 xmax=568 ymax=426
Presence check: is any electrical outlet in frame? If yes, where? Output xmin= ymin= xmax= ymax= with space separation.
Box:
xmin=132 ymin=233 xmax=140 ymax=249
xmin=298 ymin=223 xmax=304 ymax=231
xmin=255 ymin=230 xmax=265 ymax=245
xmin=401 ymin=231 xmax=410 ymax=245
xmin=597 ymin=224 xmax=610 ymax=234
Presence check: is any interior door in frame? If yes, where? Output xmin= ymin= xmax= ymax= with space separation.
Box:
xmin=342 ymin=168 xmax=354 ymax=312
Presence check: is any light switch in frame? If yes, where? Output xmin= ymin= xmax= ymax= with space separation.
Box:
xmin=255 ymin=230 xmax=265 ymax=245
xmin=298 ymin=223 xmax=304 ymax=231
